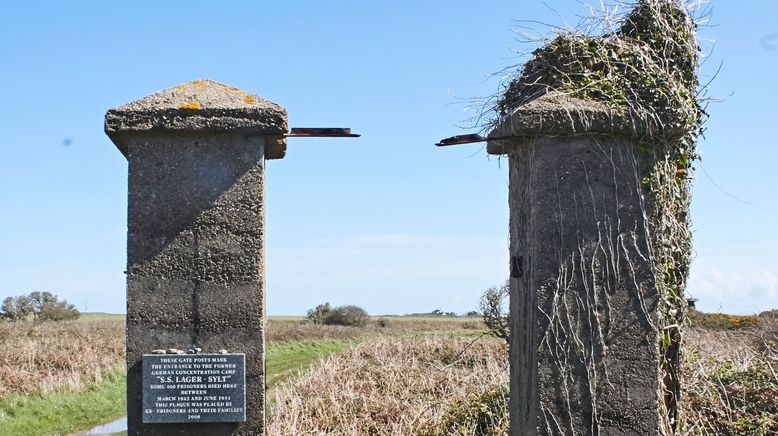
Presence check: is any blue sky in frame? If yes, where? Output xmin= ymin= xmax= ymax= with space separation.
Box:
xmin=0 ymin=1 xmax=775 ymax=316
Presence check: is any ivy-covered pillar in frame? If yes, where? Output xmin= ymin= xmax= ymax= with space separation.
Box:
xmin=487 ymin=2 xmax=700 ymax=434
xmin=489 ymin=98 xmax=664 ymax=434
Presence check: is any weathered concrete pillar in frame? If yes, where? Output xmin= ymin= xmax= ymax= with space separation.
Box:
xmin=488 ymin=95 xmax=674 ymax=435
xmin=105 ymin=79 xmax=288 ymax=435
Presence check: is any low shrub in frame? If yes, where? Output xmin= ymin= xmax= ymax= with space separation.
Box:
xmin=323 ymin=305 xmax=369 ymax=327
xmin=1 ymin=292 xmax=79 ymax=322
xmin=305 ymin=303 xmax=369 ymax=327
xmin=305 ymin=303 xmax=332 ymax=325
xmin=479 ymin=281 xmax=509 ymax=344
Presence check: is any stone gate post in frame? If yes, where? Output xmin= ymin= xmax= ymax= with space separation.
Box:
xmin=105 ymin=79 xmax=287 ymax=435
xmin=488 ymin=95 xmax=676 ymax=435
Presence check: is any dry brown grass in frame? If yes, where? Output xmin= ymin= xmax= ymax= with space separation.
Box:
xmin=266 ymin=317 xmax=486 ymax=343
xmin=367 ymin=317 xmax=486 ymax=334
xmin=267 ymin=315 xmax=777 ymax=435
xmin=0 ymin=316 xmax=485 ymax=399
xmin=0 ymin=320 xmax=124 ymax=396
xmin=266 ymin=319 xmax=370 ymax=343
xmin=6 ymin=313 xmax=773 ymax=434
xmin=267 ymin=335 xmax=508 ymax=435
xmin=682 ymin=318 xmax=778 ymax=435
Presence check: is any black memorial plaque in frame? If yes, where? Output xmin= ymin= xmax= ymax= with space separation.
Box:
xmin=142 ymin=353 xmax=246 ymax=423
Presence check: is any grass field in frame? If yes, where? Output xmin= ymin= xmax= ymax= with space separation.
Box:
xmin=75 ymin=312 xmax=126 ymax=321
xmin=0 ymin=320 xmax=124 ymax=397
xmin=0 ymin=367 xmax=125 ymax=436
xmin=0 ymin=315 xmax=486 ymax=435
xmin=1 ymin=312 xmax=774 ymax=435
xmin=0 ymin=336 xmax=362 ymax=435
xmin=0 ymin=319 xmax=126 ymax=435
xmin=267 ymin=335 xmax=509 ymax=434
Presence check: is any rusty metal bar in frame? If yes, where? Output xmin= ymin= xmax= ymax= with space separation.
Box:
xmin=436 ymin=133 xmax=522 ymax=147
xmin=286 ymin=127 xmax=360 ymax=138
xmin=435 ymin=134 xmax=485 ymax=146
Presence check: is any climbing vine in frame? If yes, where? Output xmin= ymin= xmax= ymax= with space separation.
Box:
xmin=491 ymin=1 xmax=709 ymax=433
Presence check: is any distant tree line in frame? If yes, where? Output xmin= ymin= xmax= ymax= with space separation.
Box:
xmin=0 ymin=291 xmax=80 ymax=322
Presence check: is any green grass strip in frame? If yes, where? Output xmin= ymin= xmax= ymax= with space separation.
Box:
xmin=0 ymin=366 xmax=125 ymax=436
xmin=266 ymin=340 xmax=352 ymax=389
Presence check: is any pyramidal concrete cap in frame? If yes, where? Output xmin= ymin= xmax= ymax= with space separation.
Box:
xmin=486 ymin=92 xmax=684 ymax=155
xmin=105 ymin=79 xmax=289 ymax=159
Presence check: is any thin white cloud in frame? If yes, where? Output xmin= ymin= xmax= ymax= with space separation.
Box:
xmin=687 ymin=239 xmax=778 ymax=314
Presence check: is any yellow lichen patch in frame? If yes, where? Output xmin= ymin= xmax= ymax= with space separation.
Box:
xmin=179 ymin=101 xmax=202 ymax=110
xmin=191 ymin=80 xmax=209 ymax=90
xmin=244 ymin=95 xmax=257 ymax=105
xmin=173 ymin=80 xmax=209 ymax=92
